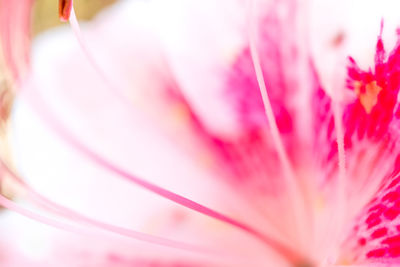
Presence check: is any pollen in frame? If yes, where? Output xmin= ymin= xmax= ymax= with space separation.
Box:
xmin=59 ymin=0 xmax=73 ymax=22
xmin=354 ymin=80 xmax=382 ymax=114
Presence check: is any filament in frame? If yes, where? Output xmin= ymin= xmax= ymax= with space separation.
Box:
xmin=247 ymin=0 xmax=308 ymax=246
xmin=0 ymin=159 xmax=215 ymax=253
xmin=68 ymin=7 xmax=134 ymax=111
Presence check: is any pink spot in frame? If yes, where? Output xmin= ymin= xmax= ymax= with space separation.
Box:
xmin=371 ymin=227 xmax=388 ymax=239
xmin=383 ymin=207 xmax=400 ymax=220
xmin=358 ymin=237 xmax=367 ymax=246
xmin=388 ymin=246 xmax=400 ymax=257
xmin=387 ymin=177 xmax=400 ymax=190
xmin=382 ymin=234 xmax=400 ymax=245
xmin=366 ymin=213 xmax=382 ymax=229
xmin=382 ymin=191 xmax=400 ymax=202
xmin=368 ymin=204 xmax=386 ymax=214
xmin=367 ymin=248 xmax=386 ymax=258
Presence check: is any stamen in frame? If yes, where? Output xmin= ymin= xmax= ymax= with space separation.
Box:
xmin=59 ymin=0 xmax=73 ymax=22
xmin=247 ymin=0 xmax=308 ymax=246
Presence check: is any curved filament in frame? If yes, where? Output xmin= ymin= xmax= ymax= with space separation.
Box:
xmin=247 ymin=0 xmax=308 ymax=245
xmin=0 ymin=162 xmax=218 ymax=254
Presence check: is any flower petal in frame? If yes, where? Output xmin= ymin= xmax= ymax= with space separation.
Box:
xmin=7 ymin=1 xmax=290 ymax=265
xmin=336 ymin=23 xmax=400 ymax=266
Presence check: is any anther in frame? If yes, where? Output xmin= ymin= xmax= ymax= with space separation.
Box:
xmin=59 ymin=0 xmax=73 ymax=22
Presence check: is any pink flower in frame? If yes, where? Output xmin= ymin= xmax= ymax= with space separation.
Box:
xmin=2 ymin=0 xmax=400 ymax=266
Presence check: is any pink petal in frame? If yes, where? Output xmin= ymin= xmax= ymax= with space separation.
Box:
xmin=337 ymin=24 xmax=400 ymax=265
xmin=7 ymin=1 xmax=291 ymax=266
